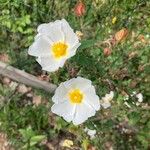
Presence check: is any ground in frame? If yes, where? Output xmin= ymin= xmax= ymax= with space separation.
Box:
xmin=0 ymin=0 xmax=150 ymax=149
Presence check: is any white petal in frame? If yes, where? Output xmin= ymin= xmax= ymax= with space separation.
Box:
xmin=63 ymin=77 xmax=92 ymax=91
xmin=52 ymin=83 xmax=69 ymax=104
xmin=75 ymin=77 xmax=92 ymax=91
xmin=61 ymin=19 xmax=79 ymax=47
xmin=136 ymin=93 xmax=143 ymax=103
xmin=51 ymin=101 xmax=76 ymax=122
xmin=37 ymin=20 xmax=64 ymax=42
xmin=36 ymin=56 xmax=66 ymax=72
xmin=36 ymin=57 xmax=41 ymax=64
xmin=63 ymin=105 xmax=76 ymax=122
xmin=68 ymin=43 xmax=81 ymax=58
xmin=84 ymin=92 xmax=100 ymax=111
xmin=36 ymin=56 xmax=55 ymax=68
xmin=37 ymin=23 xmax=52 ymax=34
xmin=28 ymin=36 xmax=52 ymax=57
xmin=72 ymin=103 xmax=96 ymax=125
xmin=43 ymin=60 xmax=66 ymax=72
xmin=83 ymin=85 xmax=100 ymax=111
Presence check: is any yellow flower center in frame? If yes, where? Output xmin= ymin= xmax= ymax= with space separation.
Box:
xmin=69 ymin=89 xmax=83 ymax=104
xmin=52 ymin=42 xmax=68 ymax=59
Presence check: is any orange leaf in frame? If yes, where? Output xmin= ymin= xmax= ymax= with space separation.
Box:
xmin=115 ymin=28 xmax=128 ymax=42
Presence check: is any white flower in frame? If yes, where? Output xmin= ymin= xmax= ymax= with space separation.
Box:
xmin=100 ymin=91 xmax=114 ymax=109
xmin=84 ymin=127 xmax=96 ymax=139
xmin=136 ymin=93 xmax=143 ymax=103
xmin=51 ymin=77 xmax=100 ymax=125
xmin=28 ymin=19 xmax=81 ymax=72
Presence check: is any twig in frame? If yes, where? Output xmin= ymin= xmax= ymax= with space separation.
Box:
xmin=0 ymin=61 xmax=57 ymax=93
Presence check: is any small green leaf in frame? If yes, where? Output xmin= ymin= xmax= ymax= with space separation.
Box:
xmin=81 ymin=139 xmax=89 ymax=150
xmin=79 ymin=39 xmax=96 ymax=50
xmin=19 ymin=127 xmax=35 ymax=140
xmin=30 ymin=135 xmax=46 ymax=143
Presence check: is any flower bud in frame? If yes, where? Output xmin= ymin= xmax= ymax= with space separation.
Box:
xmin=103 ymin=48 xmax=112 ymax=56
xmin=74 ymin=1 xmax=85 ymax=17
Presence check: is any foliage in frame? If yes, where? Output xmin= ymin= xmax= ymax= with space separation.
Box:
xmin=0 ymin=0 xmax=150 ymax=149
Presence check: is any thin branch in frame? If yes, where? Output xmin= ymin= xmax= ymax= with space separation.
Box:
xmin=0 ymin=61 xmax=57 ymax=93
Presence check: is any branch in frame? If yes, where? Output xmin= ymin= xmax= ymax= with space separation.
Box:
xmin=0 ymin=61 xmax=57 ymax=93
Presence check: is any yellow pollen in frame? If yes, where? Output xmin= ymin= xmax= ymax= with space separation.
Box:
xmin=69 ymin=89 xmax=83 ymax=104
xmin=52 ymin=42 xmax=68 ymax=59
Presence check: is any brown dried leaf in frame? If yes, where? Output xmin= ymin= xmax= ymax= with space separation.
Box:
xmin=2 ymin=77 xmax=11 ymax=85
xmin=48 ymin=112 xmax=56 ymax=127
xmin=76 ymin=31 xmax=84 ymax=40
xmin=115 ymin=28 xmax=128 ymax=43
xmin=0 ymin=132 xmax=14 ymax=150
xmin=130 ymin=80 xmax=138 ymax=88
xmin=9 ymin=81 xmax=18 ymax=90
xmin=32 ymin=95 xmax=42 ymax=106
xmin=0 ymin=54 xmax=10 ymax=63
xmin=26 ymin=92 xmax=33 ymax=98
xmin=46 ymin=142 xmax=55 ymax=150
xmin=128 ymin=51 xmax=138 ymax=59
xmin=138 ymin=65 xmax=145 ymax=72
xmin=87 ymin=145 xmax=97 ymax=150
xmin=138 ymin=34 xmax=148 ymax=44
xmin=121 ymin=91 xmax=128 ymax=96
xmin=17 ymin=84 xmax=28 ymax=94
xmin=104 ymin=141 xmax=113 ymax=150
xmin=115 ymin=68 xmax=129 ymax=80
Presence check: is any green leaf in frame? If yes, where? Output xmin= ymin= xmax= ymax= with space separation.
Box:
xmin=30 ymin=135 xmax=46 ymax=143
xmin=25 ymin=15 xmax=31 ymax=24
xmin=79 ymin=39 xmax=96 ymax=50
xmin=55 ymin=117 xmax=68 ymax=131
xmin=128 ymin=112 xmax=141 ymax=125
xmin=81 ymin=139 xmax=89 ymax=150
xmin=137 ymin=135 xmax=149 ymax=149
xmin=19 ymin=127 xmax=35 ymax=140
xmin=76 ymin=54 xmax=95 ymax=68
